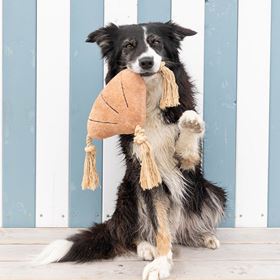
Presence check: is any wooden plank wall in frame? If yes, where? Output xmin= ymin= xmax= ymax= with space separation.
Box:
xmin=1 ymin=0 xmax=279 ymax=228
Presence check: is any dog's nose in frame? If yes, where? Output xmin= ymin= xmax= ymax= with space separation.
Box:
xmin=139 ymin=57 xmax=154 ymax=70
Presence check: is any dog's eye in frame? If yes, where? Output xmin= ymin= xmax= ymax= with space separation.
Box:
xmin=124 ymin=43 xmax=134 ymax=50
xmin=152 ymin=39 xmax=161 ymax=46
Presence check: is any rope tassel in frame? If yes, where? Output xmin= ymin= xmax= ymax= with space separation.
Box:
xmin=159 ymin=62 xmax=180 ymax=109
xmin=134 ymin=125 xmax=162 ymax=190
xmin=81 ymin=135 xmax=99 ymax=190
xmin=80 ymin=64 xmax=180 ymax=192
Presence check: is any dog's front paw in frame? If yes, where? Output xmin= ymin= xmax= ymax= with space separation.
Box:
xmin=142 ymin=254 xmax=173 ymax=280
xmin=179 ymin=110 xmax=205 ymax=134
xmin=137 ymin=241 xmax=157 ymax=261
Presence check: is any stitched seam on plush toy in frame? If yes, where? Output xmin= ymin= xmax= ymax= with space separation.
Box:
xmin=101 ymin=94 xmax=119 ymax=114
xmin=120 ymin=80 xmax=129 ymax=108
xmin=89 ymin=118 xmax=118 ymax=125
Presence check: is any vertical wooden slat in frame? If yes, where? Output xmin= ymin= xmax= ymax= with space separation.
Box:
xmin=69 ymin=0 xmax=103 ymax=227
xmin=36 ymin=0 xmax=70 ymax=227
xmin=268 ymin=0 xmax=280 ymax=227
xmin=102 ymin=0 xmax=137 ymax=221
xmin=204 ymin=0 xmax=238 ymax=227
xmin=236 ymin=0 xmax=271 ymax=227
xmin=171 ymin=0 xmax=205 ymax=114
xmin=138 ymin=0 xmax=171 ymax=23
xmin=0 ymin=0 xmax=3 ymax=227
xmin=2 ymin=0 xmax=36 ymax=227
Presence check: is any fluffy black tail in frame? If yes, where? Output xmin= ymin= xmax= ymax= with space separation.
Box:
xmin=36 ymin=179 xmax=139 ymax=264
xmin=35 ymin=221 xmax=131 ymax=264
xmin=61 ymin=222 xmax=128 ymax=262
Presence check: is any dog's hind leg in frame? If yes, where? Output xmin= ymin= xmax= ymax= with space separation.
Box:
xmin=202 ymin=234 xmax=220 ymax=249
xmin=142 ymin=200 xmax=173 ymax=280
xmin=175 ymin=178 xmax=226 ymax=251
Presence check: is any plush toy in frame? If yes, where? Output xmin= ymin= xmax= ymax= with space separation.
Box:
xmin=81 ymin=62 xmax=180 ymax=191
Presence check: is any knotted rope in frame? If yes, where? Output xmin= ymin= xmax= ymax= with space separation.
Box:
xmin=134 ymin=125 xmax=161 ymax=190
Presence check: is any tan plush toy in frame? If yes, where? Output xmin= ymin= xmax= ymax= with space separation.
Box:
xmin=81 ymin=62 xmax=180 ymax=191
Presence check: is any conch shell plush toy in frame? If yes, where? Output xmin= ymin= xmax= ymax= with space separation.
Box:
xmin=81 ymin=62 xmax=180 ymax=191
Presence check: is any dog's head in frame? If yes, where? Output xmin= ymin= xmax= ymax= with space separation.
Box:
xmin=86 ymin=22 xmax=196 ymax=77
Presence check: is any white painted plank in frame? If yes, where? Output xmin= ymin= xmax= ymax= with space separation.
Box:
xmin=0 ymin=228 xmax=79 ymax=245
xmin=0 ymin=245 xmax=138 ymax=262
xmin=0 ymin=0 xmax=3 ymax=227
xmin=2 ymin=260 xmax=280 ymax=280
xmin=2 ymin=229 xmax=280 ymax=279
xmin=236 ymin=0 xmax=271 ymax=227
xmin=2 ymin=228 xmax=280 ymax=245
xmin=216 ymin=228 xmax=280 ymax=244
xmin=104 ymin=0 xmax=137 ymax=26
xmin=171 ymin=0 xmax=205 ymax=115
xmin=36 ymin=0 xmax=70 ymax=227
xmin=0 ymin=245 xmax=45 ymax=261
xmin=3 ymin=243 xmax=280 ymax=262
xmin=102 ymin=0 xmax=137 ymax=221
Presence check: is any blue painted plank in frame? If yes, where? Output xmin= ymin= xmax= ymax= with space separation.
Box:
xmin=69 ymin=0 xmax=103 ymax=227
xmin=138 ymin=0 xmax=171 ymax=23
xmin=204 ymin=0 xmax=238 ymax=227
xmin=2 ymin=0 xmax=36 ymax=227
xmin=268 ymin=0 xmax=280 ymax=227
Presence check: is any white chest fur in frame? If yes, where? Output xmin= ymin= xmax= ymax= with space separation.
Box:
xmin=132 ymin=74 xmax=186 ymax=204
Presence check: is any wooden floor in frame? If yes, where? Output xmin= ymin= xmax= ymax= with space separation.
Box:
xmin=1 ymin=228 xmax=280 ymax=280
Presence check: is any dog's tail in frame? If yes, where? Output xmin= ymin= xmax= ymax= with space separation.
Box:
xmin=35 ymin=222 xmax=129 ymax=264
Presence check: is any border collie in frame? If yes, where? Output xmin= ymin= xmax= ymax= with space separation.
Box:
xmin=36 ymin=21 xmax=226 ymax=280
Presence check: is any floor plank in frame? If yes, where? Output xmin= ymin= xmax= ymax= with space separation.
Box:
xmin=216 ymin=228 xmax=280 ymax=244
xmin=1 ymin=228 xmax=280 ymax=279
xmin=1 ymin=228 xmax=280 ymax=245
xmin=0 ymin=228 xmax=78 ymax=245
xmin=1 ymin=244 xmax=280 ymax=262
xmin=1 ymin=260 xmax=280 ymax=280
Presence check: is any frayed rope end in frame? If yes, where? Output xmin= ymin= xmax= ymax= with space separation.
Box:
xmin=81 ymin=135 xmax=99 ymax=191
xmin=159 ymin=62 xmax=180 ymax=109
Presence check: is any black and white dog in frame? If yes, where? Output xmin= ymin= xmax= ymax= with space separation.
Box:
xmin=37 ymin=22 xmax=226 ymax=280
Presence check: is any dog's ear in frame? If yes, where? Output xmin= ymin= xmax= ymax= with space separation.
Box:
xmin=86 ymin=23 xmax=118 ymax=45
xmin=86 ymin=23 xmax=118 ymax=57
xmin=165 ymin=21 xmax=197 ymax=40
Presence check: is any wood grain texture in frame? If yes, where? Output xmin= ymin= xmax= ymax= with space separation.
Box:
xmin=2 ymin=243 xmax=280 ymax=262
xmin=172 ymin=0 xmax=205 ymax=114
xmin=2 ymin=0 xmax=36 ymax=227
xmin=2 ymin=228 xmax=280 ymax=245
xmin=268 ymin=0 xmax=280 ymax=227
xmin=68 ymin=0 xmax=103 ymax=227
xmin=235 ymin=0 xmax=271 ymax=227
xmin=0 ymin=0 xmax=2 ymax=228
xmin=102 ymin=0 xmax=137 ymax=221
xmin=203 ymin=0 xmax=238 ymax=227
xmin=36 ymin=0 xmax=70 ymax=227
xmin=1 ymin=229 xmax=280 ymax=279
xmin=0 ymin=228 xmax=78 ymax=245
xmin=1 ymin=260 xmax=280 ymax=280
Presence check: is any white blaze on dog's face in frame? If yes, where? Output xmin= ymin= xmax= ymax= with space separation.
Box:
xmin=128 ymin=27 xmax=162 ymax=76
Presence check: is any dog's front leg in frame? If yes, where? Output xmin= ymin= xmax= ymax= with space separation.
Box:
xmin=142 ymin=201 xmax=172 ymax=280
xmin=176 ymin=110 xmax=205 ymax=170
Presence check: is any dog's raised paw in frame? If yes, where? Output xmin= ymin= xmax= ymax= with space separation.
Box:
xmin=179 ymin=110 xmax=205 ymax=134
xmin=137 ymin=241 xmax=157 ymax=261
xmin=142 ymin=255 xmax=173 ymax=280
xmin=203 ymin=235 xmax=220 ymax=250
